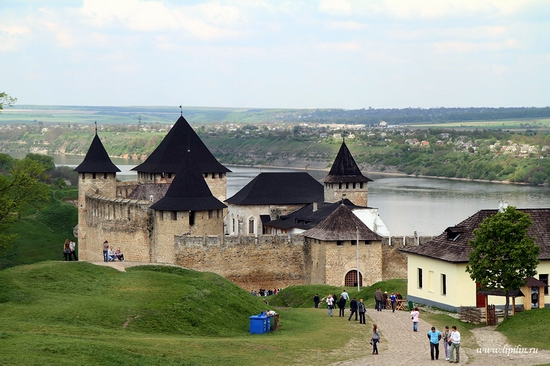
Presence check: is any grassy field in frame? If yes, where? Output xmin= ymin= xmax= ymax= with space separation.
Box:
xmin=0 ymin=262 xmax=391 ymax=366
xmin=412 ymin=117 xmax=550 ymax=130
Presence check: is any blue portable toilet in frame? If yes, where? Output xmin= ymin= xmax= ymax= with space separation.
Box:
xmin=250 ymin=313 xmax=270 ymax=334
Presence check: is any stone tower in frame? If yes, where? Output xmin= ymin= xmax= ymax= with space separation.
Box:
xmin=132 ymin=115 xmax=230 ymax=202
xmin=74 ymin=132 xmax=120 ymax=260
xmin=323 ymin=140 xmax=372 ymax=206
xmin=150 ymin=150 xmax=227 ymax=263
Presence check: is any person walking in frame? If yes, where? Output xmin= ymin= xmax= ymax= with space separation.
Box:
xmin=442 ymin=325 xmax=452 ymax=361
xmin=313 ymin=293 xmax=320 ymax=308
xmin=449 ymin=325 xmax=461 ymax=363
xmin=338 ymin=295 xmax=346 ymax=317
xmin=382 ymin=291 xmax=388 ymax=309
xmin=411 ymin=307 xmax=420 ymax=332
xmin=374 ymin=288 xmax=383 ymax=311
xmin=326 ymin=295 xmax=334 ymax=317
xmin=69 ymin=239 xmax=77 ymax=261
xmin=341 ymin=289 xmax=350 ymax=301
xmin=427 ymin=326 xmax=441 ymax=360
xmin=102 ymin=240 xmax=109 ymax=262
xmin=371 ymin=324 xmax=381 ymax=355
xmin=358 ymin=298 xmax=366 ymax=324
xmin=348 ymin=297 xmax=358 ymax=321
xmin=390 ymin=292 xmax=397 ymax=313
xmin=63 ymin=239 xmax=71 ymax=261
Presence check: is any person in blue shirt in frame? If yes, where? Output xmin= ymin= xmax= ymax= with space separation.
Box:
xmin=427 ymin=326 xmax=442 ymax=360
xmin=390 ymin=292 xmax=397 ymax=313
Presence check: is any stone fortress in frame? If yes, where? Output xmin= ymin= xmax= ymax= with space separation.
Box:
xmin=75 ymin=114 xmax=428 ymax=289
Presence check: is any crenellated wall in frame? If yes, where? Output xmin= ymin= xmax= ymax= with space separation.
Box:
xmin=174 ymin=234 xmax=309 ymax=290
xmin=80 ymin=193 xmax=152 ymax=262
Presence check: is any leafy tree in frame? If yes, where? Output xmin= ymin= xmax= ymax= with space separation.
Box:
xmin=0 ymin=157 xmax=50 ymax=256
xmin=466 ymin=206 xmax=540 ymax=319
xmin=0 ymin=92 xmax=17 ymax=110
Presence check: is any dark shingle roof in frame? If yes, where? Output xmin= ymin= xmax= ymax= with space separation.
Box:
xmin=150 ymin=151 xmax=226 ymax=211
xmin=265 ymin=199 xmax=364 ymax=231
xmin=225 ymin=172 xmax=323 ymax=205
xmin=323 ymin=141 xmax=372 ymax=183
xmin=74 ymin=134 xmax=121 ymax=173
xmin=303 ymin=204 xmax=382 ymax=241
xmin=133 ymin=115 xmax=230 ymax=174
xmin=401 ymin=209 xmax=550 ymax=263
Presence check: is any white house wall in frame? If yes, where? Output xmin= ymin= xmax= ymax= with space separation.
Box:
xmin=407 ymin=254 xmax=550 ymax=311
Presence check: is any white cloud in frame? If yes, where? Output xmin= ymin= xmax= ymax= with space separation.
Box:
xmin=318 ymin=0 xmax=353 ymax=16
xmin=325 ymin=20 xmax=368 ymax=30
xmin=0 ymin=25 xmax=31 ymax=51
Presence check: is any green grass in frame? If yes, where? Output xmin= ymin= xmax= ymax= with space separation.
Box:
xmin=0 ymin=187 xmax=78 ymax=270
xmin=0 ymin=262 xmax=370 ymax=365
xmin=497 ymin=307 xmax=550 ymax=350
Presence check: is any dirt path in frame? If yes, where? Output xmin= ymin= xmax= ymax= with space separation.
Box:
xmin=90 ymin=261 xmax=182 ymax=272
xmin=330 ymin=309 xmax=550 ymax=365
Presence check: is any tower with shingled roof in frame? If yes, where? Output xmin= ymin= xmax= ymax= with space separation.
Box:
xmin=132 ymin=115 xmax=230 ymax=202
xmin=74 ymin=128 xmax=120 ymax=259
xmin=150 ymin=150 xmax=226 ymax=262
xmin=323 ymin=140 xmax=372 ymax=206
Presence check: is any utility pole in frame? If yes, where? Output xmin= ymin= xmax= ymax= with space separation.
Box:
xmin=356 ymin=226 xmax=360 ymax=292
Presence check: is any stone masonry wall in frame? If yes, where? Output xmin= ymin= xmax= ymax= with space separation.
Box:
xmin=174 ymin=234 xmax=309 ymax=290
xmin=382 ymin=235 xmax=434 ymax=280
xmin=81 ymin=194 xmax=152 ymax=262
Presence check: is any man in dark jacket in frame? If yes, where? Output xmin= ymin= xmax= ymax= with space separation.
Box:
xmin=338 ymin=295 xmax=347 ymax=317
xmin=374 ymin=288 xmax=384 ymax=311
xmin=313 ymin=294 xmax=320 ymax=308
xmin=348 ymin=297 xmax=358 ymax=321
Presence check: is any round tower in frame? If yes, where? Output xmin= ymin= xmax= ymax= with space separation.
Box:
xmin=74 ymin=132 xmax=120 ymax=260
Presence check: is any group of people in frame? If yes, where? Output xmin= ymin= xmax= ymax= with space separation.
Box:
xmin=374 ymin=287 xmax=402 ymax=312
xmin=62 ymin=239 xmax=77 ymax=261
xmin=251 ymin=288 xmax=279 ymax=297
xmin=427 ymin=325 xmax=462 ymax=362
xmin=316 ymin=289 xmax=461 ymax=361
xmin=102 ymin=240 xmax=124 ymax=262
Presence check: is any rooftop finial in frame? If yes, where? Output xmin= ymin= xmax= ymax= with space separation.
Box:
xmin=179 ymin=104 xmax=183 ymax=116
xmin=95 ymin=121 xmax=97 ymax=135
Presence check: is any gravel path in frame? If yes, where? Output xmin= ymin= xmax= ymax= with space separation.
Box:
xmin=330 ymin=308 xmax=550 ymax=365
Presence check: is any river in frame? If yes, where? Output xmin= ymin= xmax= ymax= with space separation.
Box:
xmin=11 ymin=153 xmax=550 ymax=237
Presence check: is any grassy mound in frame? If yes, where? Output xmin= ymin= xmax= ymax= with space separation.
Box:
xmin=0 ymin=261 xmax=266 ymax=337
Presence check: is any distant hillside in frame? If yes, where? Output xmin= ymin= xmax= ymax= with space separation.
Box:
xmin=4 ymin=105 xmax=550 ymax=125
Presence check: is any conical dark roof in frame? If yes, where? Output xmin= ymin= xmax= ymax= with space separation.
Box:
xmin=323 ymin=141 xmax=372 ymax=183
xmin=132 ymin=115 xmax=230 ymax=174
xmin=303 ymin=204 xmax=381 ymax=241
xmin=74 ymin=134 xmax=120 ymax=173
xmin=150 ymin=150 xmax=226 ymax=211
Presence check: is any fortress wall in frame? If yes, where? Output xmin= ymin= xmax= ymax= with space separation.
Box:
xmin=152 ymin=209 xmax=225 ymax=263
xmin=324 ymin=183 xmax=368 ymax=206
xmin=116 ymin=181 xmax=140 ymax=198
xmin=323 ymin=240 xmax=383 ymax=287
xmin=174 ymin=234 xmax=308 ymax=290
xmin=381 ymin=236 xmax=434 ymax=280
xmin=81 ymin=194 xmax=152 ymax=262
xmin=308 ymin=238 xmax=328 ymax=284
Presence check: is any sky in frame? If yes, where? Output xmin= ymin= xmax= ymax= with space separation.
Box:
xmin=1 ymin=0 xmax=549 ymax=109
